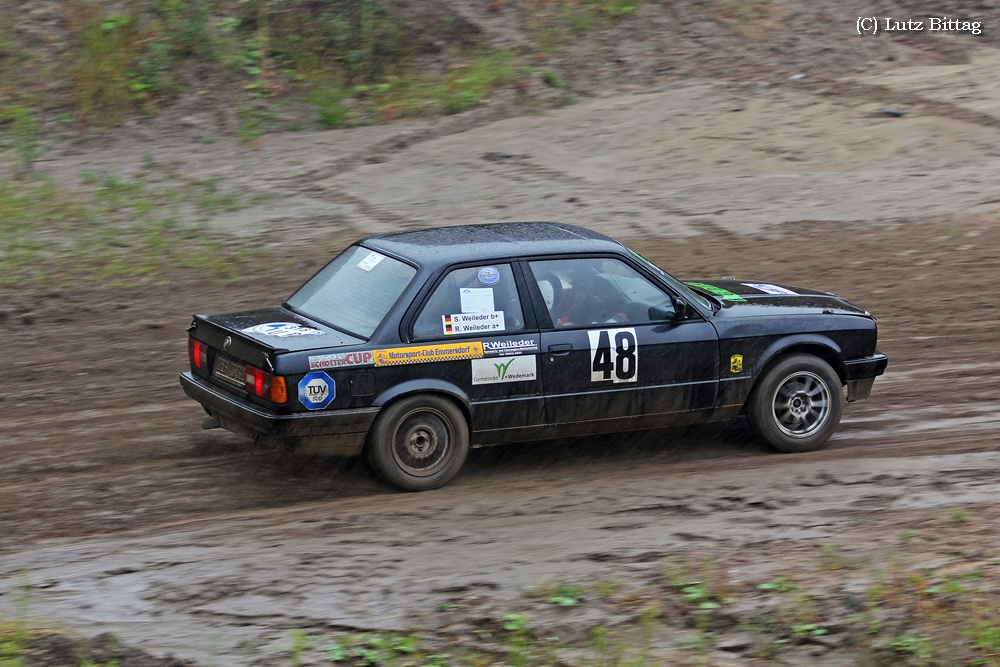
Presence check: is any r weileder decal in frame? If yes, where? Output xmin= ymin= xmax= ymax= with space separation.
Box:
xmin=730 ymin=354 xmax=744 ymax=373
xmin=308 ymin=351 xmax=374 ymax=371
xmin=741 ymin=282 xmax=798 ymax=296
xmin=471 ymin=356 xmax=537 ymax=385
xmin=684 ymin=282 xmax=747 ymax=303
xmin=482 ymin=336 xmax=540 ymax=357
xmin=242 ymin=322 xmax=325 ymax=337
xmin=588 ymin=328 xmax=638 ymax=383
xmin=374 ymin=342 xmax=485 ymax=367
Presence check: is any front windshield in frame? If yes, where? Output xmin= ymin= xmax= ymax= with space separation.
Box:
xmin=286 ymin=246 xmax=417 ymax=339
xmin=627 ymin=248 xmax=712 ymax=310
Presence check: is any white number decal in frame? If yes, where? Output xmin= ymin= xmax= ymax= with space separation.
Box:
xmin=587 ymin=328 xmax=638 ymax=383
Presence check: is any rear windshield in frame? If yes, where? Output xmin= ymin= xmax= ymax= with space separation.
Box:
xmin=285 ymin=246 xmax=417 ymax=339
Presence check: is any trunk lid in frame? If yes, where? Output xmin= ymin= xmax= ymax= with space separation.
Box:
xmin=190 ymin=307 xmax=365 ymax=373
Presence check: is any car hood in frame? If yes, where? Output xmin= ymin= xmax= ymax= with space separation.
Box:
xmin=201 ymin=307 xmax=365 ymax=352
xmin=683 ymin=280 xmax=870 ymax=317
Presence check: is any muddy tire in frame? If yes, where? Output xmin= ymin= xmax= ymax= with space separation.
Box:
xmin=366 ymin=394 xmax=469 ymax=491
xmin=746 ymin=354 xmax=844 ymax=453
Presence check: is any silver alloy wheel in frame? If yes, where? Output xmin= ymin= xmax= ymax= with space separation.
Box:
xmin=391 ymin=407 xmax=452 ymax=477
xmin=770 ymin=370 xmax=831 ymax=438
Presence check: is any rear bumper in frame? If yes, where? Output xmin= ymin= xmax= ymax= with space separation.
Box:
xmin=179 ymin=372 xmax=379 ymax=445
xmin=843 ymin=352 xmax=888 ymax=402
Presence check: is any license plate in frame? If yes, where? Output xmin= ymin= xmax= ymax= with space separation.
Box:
xmin=214 ymin=356 xmax=246 ymax=388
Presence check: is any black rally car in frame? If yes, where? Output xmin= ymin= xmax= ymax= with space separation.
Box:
xmin=181 ymin=222 xmax=887 ymax=490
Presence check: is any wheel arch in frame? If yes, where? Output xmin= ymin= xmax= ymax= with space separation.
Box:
xmin=753 ymin=335 xmax=847 ymax=386
xmin=372 ymin=379 xmax=473 ymax=428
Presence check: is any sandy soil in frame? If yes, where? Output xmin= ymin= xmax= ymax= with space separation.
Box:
xmin=3 ymin=2 xmax=1000 ymax=665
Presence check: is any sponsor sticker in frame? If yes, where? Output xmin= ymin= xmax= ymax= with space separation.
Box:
xmin=742 ymin=282 xmax=798 ymax=296
xmin=308 ymin=351 xmax=374 ymax=371
xmin=684 ymin=282 xmax=747 ymax=303
xmin=478 ymin=266 xmax=501 ymax=285
xmin=471 ymin=356 xmax=537 ymax=385
xmin=298 ymin=372 xmax=335 ymax=410
xmin=588 ymin=328 xmax=638 ymax=383
xmin=374 ymin=341 xmax=485 ymax=367
xmin=242 ymin=322 xmax=325 ymax=337
xmin=730 ymin=354 xmax=744 ymax=374
xmin=482 ymin=336 xmax=540 ymax=357
xmin=356 ymin=251 xmax=385 ymax=272
xmin=442 ymin=311 xmax=505 ymax=335
xmin=460 ymin=287 xmax=495 ymax=313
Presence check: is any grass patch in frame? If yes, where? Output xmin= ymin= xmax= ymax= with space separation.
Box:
xmin=0 ymin=172 xmax=258 ymax=288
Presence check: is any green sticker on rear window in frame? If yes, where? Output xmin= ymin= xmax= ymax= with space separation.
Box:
xmin=685 ymin=282 xmax=747 ymax=303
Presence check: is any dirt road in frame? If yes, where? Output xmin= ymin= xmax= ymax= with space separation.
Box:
xmin=3 ymin=13 xmax=1000 ymax=666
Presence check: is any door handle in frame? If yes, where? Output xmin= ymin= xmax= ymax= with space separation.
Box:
xmin=548 ymin=344 xmax=572 ymax=356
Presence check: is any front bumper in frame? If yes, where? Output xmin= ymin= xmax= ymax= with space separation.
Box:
xmin=843 ymin=352 xmax=888 ymax=402
xmin=180 ymin=372 xmax=379 ymax=454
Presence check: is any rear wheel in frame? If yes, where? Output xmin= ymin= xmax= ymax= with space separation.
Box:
xmin=747 ymin=354 xmax=843 ymax=453
xmin=367 ymin=394 xmax=469 ymax=491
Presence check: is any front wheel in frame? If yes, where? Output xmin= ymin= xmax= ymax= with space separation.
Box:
xmin=367 ymin=394 xmax=469 ymax=491
xmin=746 ymin=354 xmax=844 ymax=453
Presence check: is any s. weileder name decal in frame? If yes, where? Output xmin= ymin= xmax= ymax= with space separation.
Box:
xmin=374 ymin=342 xmax=485 ymax=367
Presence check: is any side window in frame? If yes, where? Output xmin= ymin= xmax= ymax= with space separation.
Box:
xmin=528 ymin=257 xmax=675 ymax=329
xmin=413 ymin=264 xmax=526 ymax=339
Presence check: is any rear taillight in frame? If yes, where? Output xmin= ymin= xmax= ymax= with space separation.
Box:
xmin=245 ymin=366 xmax=287 ymax=404
xmin=188 ymin=337 xmax=208 ymax=370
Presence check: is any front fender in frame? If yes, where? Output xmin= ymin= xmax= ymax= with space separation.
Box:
xmin=753 ymin=334 xmax=843 ymax=379
xmin=373 ymin=379 xmax=472 ymax=415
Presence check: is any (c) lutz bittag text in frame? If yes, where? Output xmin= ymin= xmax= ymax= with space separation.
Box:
xmin=857 ymin=16 xmax=982 ymax=35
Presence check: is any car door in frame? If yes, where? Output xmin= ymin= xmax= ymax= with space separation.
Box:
xmin=408 ymin=261 xmax=543 ymax=431
xmin=523 ymin=256 xmax=720 ymax=427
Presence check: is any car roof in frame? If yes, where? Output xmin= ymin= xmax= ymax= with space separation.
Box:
xmin=361 ymin=222 xmax=624 ymax=267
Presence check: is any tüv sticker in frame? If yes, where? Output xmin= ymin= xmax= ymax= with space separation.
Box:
xmin=242 ymin=322 xmax=325 ymax=337
xmin=298 ymin=372 xmax=335 ymax=410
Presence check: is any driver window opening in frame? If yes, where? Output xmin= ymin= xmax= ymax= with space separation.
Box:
xmin=528 ymin=257 xmax=676 ymax=328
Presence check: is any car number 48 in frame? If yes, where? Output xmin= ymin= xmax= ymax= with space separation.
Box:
xmin=588 ymin=328 xmax=638 ymax=383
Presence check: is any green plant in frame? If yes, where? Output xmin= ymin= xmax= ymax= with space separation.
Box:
xmin=791 ymin=623 xmax=827 ymax=637
xmin=237 ymin=106 xmax=263 ymax=143
xmin=548 ymin=583 xmax=583 ymax=607
xmin=598 ymin=0 xmax=645 ymax=18
xmin=1 ymin=105 xmax=51 ymax=177
xmin=540 ymin=70 xmax=564 ymax=88
xmin=503 ymin=614 xmax=531 ymax=667
xmin=324 ymin=634 xmax=418 ymax=666
xmin=949 ymin=507 xmax=969 ymax=525
xmin=890 ymin=634 xmax=932 ymax=660
xmin=310 ymin=85 xmax=352 ymax=128
xmin=817 ymin=544 xmax=855 ymax=571
xmin=66 ymin=3 xmax=136 ymax=124
xmin=899 ymin=528 xmax=914 ymax=546
xmin=289 ymin=630 xmax=316 ymax=667
xmin=757 ymin=577 xmax=798 ymax=593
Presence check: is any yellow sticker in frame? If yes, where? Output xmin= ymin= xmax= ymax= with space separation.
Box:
xmin=730 ymin=354 xmax=744 ymax=374
xmin=374 ymin=341 xmax=485 ymax=367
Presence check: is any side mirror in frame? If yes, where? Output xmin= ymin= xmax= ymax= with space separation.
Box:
xmin=673 ymin=297 xmax=690 ymax=320
xmin=648 ymin=301 xmax=680 ymax=322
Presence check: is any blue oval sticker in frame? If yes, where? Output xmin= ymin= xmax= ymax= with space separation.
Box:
xmin=478 ymin=267 xmax=500 ymax=285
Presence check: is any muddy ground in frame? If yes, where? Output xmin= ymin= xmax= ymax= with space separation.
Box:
xmin=3 ymin=1 xmax=1000 ymax=665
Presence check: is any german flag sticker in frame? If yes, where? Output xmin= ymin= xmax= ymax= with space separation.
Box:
xmin=442 ymin=315 xmax=453 ymax=335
